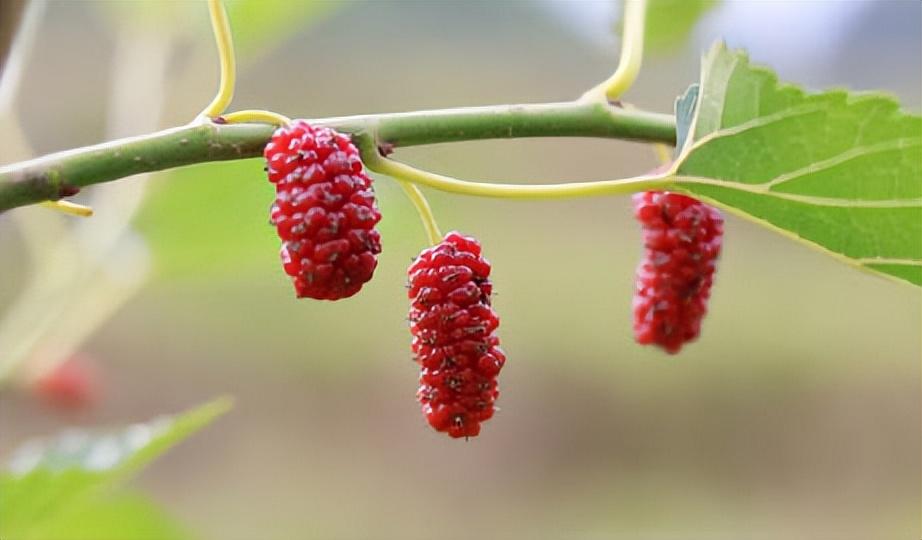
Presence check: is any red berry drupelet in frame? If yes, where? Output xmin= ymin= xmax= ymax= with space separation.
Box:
xmin=632 ymin=191 xmax=723 ymax=354
xmin=265 ymin=120 xmax=382 ymax=300
xmin=408 ymin=232 xmax=505 ymax=438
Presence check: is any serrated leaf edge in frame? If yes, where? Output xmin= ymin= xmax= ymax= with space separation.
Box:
xmin=661 ymin=40 xmax=922 ymax=286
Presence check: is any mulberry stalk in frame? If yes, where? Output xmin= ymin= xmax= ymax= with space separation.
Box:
xmin=632 ymin=191 xmax=723 ymax=354
xmin=264 ymin=120 xmax=382 ymax=300
xmin=408 ymin=232 xmax=505 ymax=438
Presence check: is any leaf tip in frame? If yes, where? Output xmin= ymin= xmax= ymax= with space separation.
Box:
xmin=191 ymin=395 xmax=235 ymax=425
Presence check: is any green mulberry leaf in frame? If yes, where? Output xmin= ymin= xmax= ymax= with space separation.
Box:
xmin=665 ymin=41 xmax=922 ymax=286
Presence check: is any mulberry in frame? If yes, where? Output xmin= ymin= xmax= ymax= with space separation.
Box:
xmin=264 ymin=120 xmax=382 ymax=300
xmin=632 ymin=191 xmax=723 ymax=353
xmin=408 ymin=232 xmax=505 ymax=438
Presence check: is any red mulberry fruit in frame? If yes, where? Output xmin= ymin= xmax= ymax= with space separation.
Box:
xmin=264 ymin=120 xmax=382 ymax=300
xmin=632 ymin=191 xmax=723 ymax=354
xmin=408 ymin=232 xmax=505 ymax=438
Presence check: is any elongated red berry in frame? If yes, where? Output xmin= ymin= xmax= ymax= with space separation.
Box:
xmin=408 ymin=232 xmax=505 ymax=438
xmin=264 ymin=120 xmax=382 ymax=300
xmin=632 ymin=191 xmax=723 ymax=354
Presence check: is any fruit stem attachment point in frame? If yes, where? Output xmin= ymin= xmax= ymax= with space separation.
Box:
xmin=198 ymin=0 xmax=236 ymax=119
xmin=222 ymin=110 xmax=292 ymax=126
xmin=581 ymin=0 xmax=647 ymax=103
xmin=39 ymin=200 xmax=94 ymax=217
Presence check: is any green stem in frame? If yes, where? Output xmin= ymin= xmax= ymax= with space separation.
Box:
xmin=0 ymin=122 xmax=276 ymax=212
xmin=323 ymin=101 xmax=675 ymax=146
xmin=0 ymin=101 xmax=676 ymax=213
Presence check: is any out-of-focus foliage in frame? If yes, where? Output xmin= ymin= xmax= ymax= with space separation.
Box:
xmin=134 ymin=160 xmax=277 ymax=279
xmin=94 ymin=0 xmax=338 ymax=58
xmin=0 ymin=398 xmax=230 ymax=540
xmin=27 ymin=493 xmax=192 ymax=540
xmin=226 ymin=0 xmax=340 ymax=61
xmin=645 ymin=0 xmax=719 ymax=53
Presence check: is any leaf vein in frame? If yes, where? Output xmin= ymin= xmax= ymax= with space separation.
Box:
xmin=685 ymin=103 xmax=827 ymax=155
xmin=764 ymin=137 xmax=922 ymax=189
xmin=673 ymin=175 xmax=922 ymax=208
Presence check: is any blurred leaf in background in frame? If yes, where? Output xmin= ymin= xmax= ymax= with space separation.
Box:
xmin=226 ymin=0 xmax=339 ymax=61
xmin=645 ymin=0 xmax=719 ymax=53
xmin=30 ymin=493 xmax=192 ymax=540
xmin=134 ymin=160 xmax=278 ymax=280
xmin=0 ymin=398 xmax=231 ymax=540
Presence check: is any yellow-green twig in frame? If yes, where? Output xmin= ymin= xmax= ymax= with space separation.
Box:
xmin=653 ymin=142 xmax=672 ymax=165
xmin=39 ymin=200 xmax=94 ymax=217
xmin=222 ymin=109 xmax=291 ymax=126
xmin=198 ymin=0 xmax=235 ymax=118
xmin=395 ymin=180 xmax=442 ymax=245
xmin=581 ymin=0 xmax=648 ymax=102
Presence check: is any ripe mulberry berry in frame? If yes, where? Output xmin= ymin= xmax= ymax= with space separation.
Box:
xmin=264 ymin=120 xmax=382 ymax=300
xmin=632 ymin=191 xmax=723 ymax=354
xmin=408 ymin=232 xmax=505 ymax=438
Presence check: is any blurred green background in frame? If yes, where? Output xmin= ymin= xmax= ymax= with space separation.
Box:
xmin=0 ymin=1 xmax=919 ymax=539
